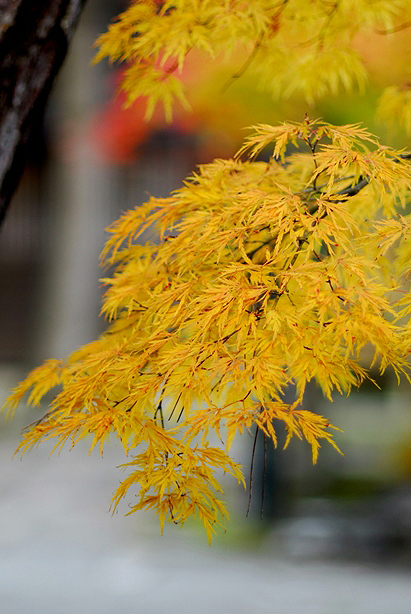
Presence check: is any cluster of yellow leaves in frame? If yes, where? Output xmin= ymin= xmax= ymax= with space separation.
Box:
xmin=5 ymin=118 xmax=411 ymax=539
xmin=94 ymin=0 xmax=411 ymax=128
xmin=376 ymin=84 xmax=411 ymax=136
xmin=113 ymin=444 xmax=244 ymax=543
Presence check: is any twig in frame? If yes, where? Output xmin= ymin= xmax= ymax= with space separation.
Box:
xmin=297 ymin=1 xmax=339 ymax=49
xmin=246 ymin=426 xmax=259 ymax=516
xmin=168 ymin=391 xmax=182 ymax=420
xmin=375 ymin=21 xmax=411 ymax=35
xmin=220 ymin=0 xmax=289 ymax=93
xmin=220 ymin=35 xmax=263 ymax=94
xmin=246 ymin=235 xmax=276 ymax=260
xmin=336 ymin=176 xmax=369 ymax=197
xmin=261 ymin=433 xmax=267 ymax=519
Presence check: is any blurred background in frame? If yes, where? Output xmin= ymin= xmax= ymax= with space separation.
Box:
xmin=1 ymin=1 xmax=411 ymax=612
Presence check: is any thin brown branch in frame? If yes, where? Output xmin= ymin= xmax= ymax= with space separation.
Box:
xmin=297 ymin=1 xmax=339 ymax=49
xmin=246 ymin=235 xmax=275 ymax=260
xmin=168 ymin=391 xmax=182 ymax=420
xmin=261 ymin=432 xmax=267 ymax=519
xmin=375 ymin=21 xmax=411 ymax=35
xmin=220 ymin=34 xmax=263 ymax=94
xmin=220 ymin=0 xmax=289 ymax=93
xmin=336 ymin=176 xmax=369 ymax=197
xmin=246 ymin=426 xmax=259 ymax=517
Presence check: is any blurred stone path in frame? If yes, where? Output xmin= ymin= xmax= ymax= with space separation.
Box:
xmin=1 ymin=418 xmax=411 ymax=614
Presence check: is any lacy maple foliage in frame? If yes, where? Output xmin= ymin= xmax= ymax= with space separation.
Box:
xmin=93 ymin=0 xmax=411 ymax=132
xmin=5 ymin=117 xmax=411 ymax=540
xmin=5 ymin=1 xmax=411 ymax=541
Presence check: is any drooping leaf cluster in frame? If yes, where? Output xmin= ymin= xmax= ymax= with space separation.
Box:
xmin=6 ymin=118 xmax=411 ymax=540
xmin=94 ymin=0 xmax=411 ymax=130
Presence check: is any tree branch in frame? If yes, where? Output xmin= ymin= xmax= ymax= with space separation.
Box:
xmin=336 ymin=175 xmax=369 ymax=197
xmin=0 ymin=0 xmax=88 ymax=226
xmin=330 ymin=153 xmax=411 ymax=201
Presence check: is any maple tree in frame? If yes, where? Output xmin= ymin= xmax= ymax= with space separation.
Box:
xmin=5 ymin=0 xmax=411 ymax=542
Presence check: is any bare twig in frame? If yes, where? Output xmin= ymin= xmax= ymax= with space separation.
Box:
xmin=220 ymin=0 xmax=289 ymax=93
xmin=375 ymin=21 xmax=411 ymax=35
xmin=220 ymin=34 xmax=263 ymax=94
xmin=246 ymin=426 xmax=259 ymax=516
xmin=261 ymin=432 xmax=267 ymax=519
xmin=336 ymin=176 xmax=369 ymax=197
